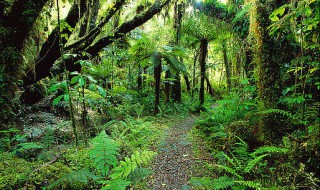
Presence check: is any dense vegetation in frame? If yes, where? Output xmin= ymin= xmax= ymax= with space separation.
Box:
xmin=0 ymin=0 xmax=319 ymax=189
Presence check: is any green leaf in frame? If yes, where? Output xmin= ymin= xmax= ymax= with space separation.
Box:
xmin=53 ymin=95 xmax=64 ymax=106
xmin=49 ymin=83 xmax=61 ymax=93
xmin=85 ymin=75 xmax=97 ymax=83
xmin=70 ymin=75 xmax=80 ymax=84
xmin=270 ymin=16 xmax=279 ymax=22
xmin=70 ymin=71 xmax=80 ymax=75
xmin=78 ymin=77 xmax=85 ymax=86
xmin=61 ymin=81 xmax=68 ymax=93
xmin=97 ymin=86 xmax=106 ymax=98
xmin=64 ymin=94 xmax=70 ymax=102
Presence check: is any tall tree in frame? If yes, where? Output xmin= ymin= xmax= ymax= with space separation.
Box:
xmin=249 ymin=0 xmax=282 ymax=136
xmin=182 ymin=14 xmax=217 ymax=105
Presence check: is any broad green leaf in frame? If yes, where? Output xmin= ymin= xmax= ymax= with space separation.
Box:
xmin=70 ymin=76 xmax=80 ymax=84
xmin=270 ymin=16 xmax=279 ymax=22
xmin=75 ymin=60 xmax=85 ymax=65
xmin=85 ymin=75 xmax=97 ymax=83
xmin=70 ymin=71 xmax=80 ymax=75
xmin=78 ymin=77 xmax=85 ymax=86
xmin=61 ymin=81 xmax=68 ymax=93
xmin=64 ymin=94 xmax=70 ymax=102
xmin=53 ymin=95 xmax=64 ymax=106
xmin=49 ymin=83 xmax=61 ymax=93
xmin=97 ymin=86 xmax=106 ymax=98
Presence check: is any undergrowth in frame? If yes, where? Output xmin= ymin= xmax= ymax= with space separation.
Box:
xmin=191 ymin=93 xmax=320 ymax=189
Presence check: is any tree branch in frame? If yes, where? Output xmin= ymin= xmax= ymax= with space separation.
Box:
xmin=85 ymin=0 xmax=171 ymax=56
xmin=65 ymin=0 xmax=126 ymax=51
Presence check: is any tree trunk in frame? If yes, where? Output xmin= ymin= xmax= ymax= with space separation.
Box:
xmin=164 ymin=70 xmax=171 ymax=103
xmin=0 ymin=0 xmax=48 ymax=126
xmin=137 ymin=64 xmax=143 ymax=91
xmin=222 ymin=41 xmax=231 ymax=92
xmin=79 ymin=0 xmax=100 ymax=37
xmin=184 ymin=75 xmax=191 ymax=92
xmin=23 ymin=0 xmax=169 ymax=86
xmin=192 ymin=52 xmax=198 ymax=98
xmin=250 ymin=0 xmax=281 ymax=137
xmin=23 ymin=0 xmax=88 ymax=87
xmin=205 ymin=76 xmax=214 ymax=96
xmin=171 ymin=74 xmax=181 ymax=102
xmin=154 ymin=52 xmax=162 ymax=114
xmin=170 ymin=0 xmax=184 ymax=103
xmin=199 ymin=39 xmax=208 ymax=105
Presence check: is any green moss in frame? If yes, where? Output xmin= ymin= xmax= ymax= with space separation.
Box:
xmin=28 ymin=162 xmax=72 ymax=188
xmin=0 ymin=152 xmax=34 ymax=190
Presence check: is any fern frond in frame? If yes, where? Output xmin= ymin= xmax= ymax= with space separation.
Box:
xmin=244 ymin=154 xmax=268 ymax=173
xmin=189 ymin=176 xmax=234 ymax=190
xmin=253 ymin=146 xmax=288 ymax=155
xmin=128 ymin=167 xmax=153 ymax=183
xmin=257 ymin=108 xmax=294 ymax=119
xmin=90 ymin=131 xmax=119 ymax=176
xmin=110 ymin=150 xmax=156 ymax=179
xmin=232 ymin=3 xmax=252 ymax=23
xmin=100 ymin=179 xmax=131 ymax=190
xmin=47 ymin=169 xmax=98 ymax=189
xmin=220 ymin=152 xmax=237 ymax=168
xmin=234 ymin=180 xmax=262 ymax=189
xmin=216 ymin=164 xmax=243 ymax=179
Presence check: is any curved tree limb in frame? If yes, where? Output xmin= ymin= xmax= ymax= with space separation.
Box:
xmin=65 ymin=0 xmax=126 ymax=51
xmin=85 ymin=0 xmax=171 ymax=56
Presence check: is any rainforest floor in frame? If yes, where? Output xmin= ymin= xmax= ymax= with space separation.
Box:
xmin=147 ymin=114 xmax=213 ymax=190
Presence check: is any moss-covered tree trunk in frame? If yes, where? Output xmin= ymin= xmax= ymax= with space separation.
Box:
xmin=0 ymin=0 xmax=48 ymax=127
xmin=222 ymin=41 xmax=231 ymax=92
xmin=199 ymin=39 xmax=208 ymax=105
xmin=23 ymin=0 xmax=88 ymax=86
xmin=250 ymin=0 xmax=281 ymax=137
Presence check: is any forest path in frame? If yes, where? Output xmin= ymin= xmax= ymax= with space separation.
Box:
xmin=148 ymin=115 xmax=201 ymax=190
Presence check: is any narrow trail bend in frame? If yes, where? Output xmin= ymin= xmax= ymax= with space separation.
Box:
xmin=148 ymin=115 xmax=201 ymax=190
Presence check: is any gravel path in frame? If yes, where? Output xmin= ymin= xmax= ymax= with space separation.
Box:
xmin=148 ymin=116 xmax=198 ymax=190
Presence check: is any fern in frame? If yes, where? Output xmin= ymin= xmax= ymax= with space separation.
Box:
xmin=90 ymin=131 xmax=119 ymax=176
xmin=41 ymin=127 xmax=56 ymax=150
xmin=100 ymin=179 xmax=131 ymax=190
xmin=128 ymin=167 xmax=153 ymax=183
xmin=244 ymin=154 xmax=269 ymax=173
xmin=189 ymin=176 xmax=234 ymax=190
xmin=47 ymin=169 xmax=98 ymax=190
xmin=234 ymin=180 xmax=262 ymax=189
xmin=110 ymin=150 xmax=156 ymax=179
xmin=256 ymin=108 xmax=294 ymax=119
xmin=232 ymin=3 xmax=252 ymax=23
xmin=253 ymin=146 xmax=288 ymax=155
xmin=216 ymin=164 xmax=243 ymax=179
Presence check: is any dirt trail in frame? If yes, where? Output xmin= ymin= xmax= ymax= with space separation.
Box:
xmin=148 ymin=116 xmax=198 ymax=190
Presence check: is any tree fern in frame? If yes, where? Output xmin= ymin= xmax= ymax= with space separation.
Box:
xmin=110 ymin=150 xmax=156 ymax=179
xmin=90 ymin=131 xmax=119 ymax=176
